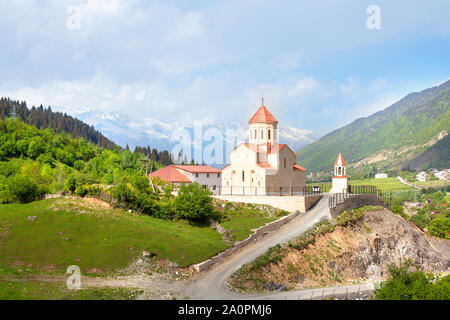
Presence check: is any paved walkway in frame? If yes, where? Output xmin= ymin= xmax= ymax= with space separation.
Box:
xmin=178 ymin=195 xmax=362 ymax=300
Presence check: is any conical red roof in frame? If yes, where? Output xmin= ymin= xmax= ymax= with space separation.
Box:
xmin=334 ymin=153 xmax=347 ymax=166
xmin=249 ymin=105 xmax=278 ymax=124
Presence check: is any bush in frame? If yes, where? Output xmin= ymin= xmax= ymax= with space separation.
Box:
xmin=335 ymin=210 xmax=364 ymax=226
xmin=64 ymin=174 xmax=78 ymax=193
xmin=173 ymin=183 xmax=215 ymax=221
xmin=391 ymin=205 xmax=408 ymax=219
xmin=8 ymin=174 xmax=39 ymax=203
xmin=428 ymin=217 xmax=450 ymax=239
xmin=375 ymin=259 xmax=450 ymax=300
xmin=250 ymin=244 xmax=283 ymax=271
xmin=410 ymin=213 xmax=430 ymax=230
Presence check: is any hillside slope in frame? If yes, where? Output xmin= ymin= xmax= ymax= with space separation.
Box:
xmin=405 ymin=132 xmax=450 ymax=170
xmin=0 ymin=98 xmax=117 ymax=150
xmin=297 ymin=80 xmax=450 ymax=173
xmin=230 ymin=208 xmax=449 ymax=293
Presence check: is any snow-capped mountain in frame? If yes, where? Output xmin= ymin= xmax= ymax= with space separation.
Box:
xmin=76 ymin=110 xmax=316 ymax=164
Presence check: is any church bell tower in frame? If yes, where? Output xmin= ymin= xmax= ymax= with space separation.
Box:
xmin=248 ymin=98 xmax=278 ymax=146
xmin=330 ymin=153 xmax=348 ymax=193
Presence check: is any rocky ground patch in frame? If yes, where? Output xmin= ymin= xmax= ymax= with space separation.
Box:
xmin=229 ymin=208 xmax=450 ymax=293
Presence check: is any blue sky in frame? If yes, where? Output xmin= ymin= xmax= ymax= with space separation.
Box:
xmin=1 ymin=0 xmax=450 ymax=136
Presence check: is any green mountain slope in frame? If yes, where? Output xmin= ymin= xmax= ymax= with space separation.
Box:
xmin=404 ymin=133 xmax=450 ymax=170
xmin=297 ymin=80 xmax=450 ymax=173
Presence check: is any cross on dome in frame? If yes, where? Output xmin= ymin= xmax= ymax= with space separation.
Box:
xmin=248 ymin=100 xmax=278 ymax=124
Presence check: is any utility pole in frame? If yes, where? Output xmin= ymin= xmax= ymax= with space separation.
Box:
xmin=10 ymin=105 xmax=16 ymax=119
xmin=140 ymin=157 xmax=156 ymax=193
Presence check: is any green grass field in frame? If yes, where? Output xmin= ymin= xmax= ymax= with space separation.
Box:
xmin=217 ymin=202 xmax=289 ymax=242
xmin=0 ymin=197 xmax=229 ymax=274
xmin=348 ymin=177 xmax=413 ymax=192
xmin=411 ymin=180 xmax=450 ymax=189
xmin=221 ymin=217 xmax=276 ymax=241
xmin=0 ymin=281 xmax=142 ymax=300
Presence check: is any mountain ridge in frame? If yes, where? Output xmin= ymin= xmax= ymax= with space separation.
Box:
xmin=76 ymin=110 xmax=317 ymax=163
xmin=297 ymin=80 xmax=450 ymax=173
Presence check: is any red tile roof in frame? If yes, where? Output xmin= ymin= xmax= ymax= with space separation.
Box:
xmin=257 ymin=163 xmax=276 ymax=170
xmin=173 ymin=165 xmax=221 ymax=173
xmin=334 ymin=153 xmax=347 ymax=166
xmin=293 ymin=164 xmax=306 ymax=171
xmin=249 ymin=105 xmax=278 ymax=124
xmin=150 ymin=165 xmax=191 ymax=183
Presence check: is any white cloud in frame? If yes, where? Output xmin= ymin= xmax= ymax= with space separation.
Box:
xmin=289 ymin=77 xmax=320 ymax=97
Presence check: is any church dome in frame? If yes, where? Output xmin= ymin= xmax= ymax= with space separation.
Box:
xmin=248 ymin=102 xmax=278 ymax=124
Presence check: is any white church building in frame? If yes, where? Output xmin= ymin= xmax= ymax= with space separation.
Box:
xmin=221 ymin=100 xmax=307 ymax=195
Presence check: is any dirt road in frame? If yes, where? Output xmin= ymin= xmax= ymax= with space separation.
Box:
xmin=178 ymin=195 xmax=336 ymax=300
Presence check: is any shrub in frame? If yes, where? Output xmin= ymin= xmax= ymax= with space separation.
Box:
xmin=250 ymin=244 xmax=283 ymax=271
xmin=64 ymin=174 xmax=78 ymax=193
xmin=375 ymin=259 xmax=450 ymax=300
xmin=174 ymin=183 xmax=215 ymax=221
xmin=391 ymin=205 xmax=408 ymax=219
xmin=335 ymin=210 xmax=364 ymax=226
xmin=410 ymin=213 xmax=430 ymax=230
xmin=8 ymin=174 xmax=39 ymax=203
xmin=428 ymin=217 xmax=450 ymax=239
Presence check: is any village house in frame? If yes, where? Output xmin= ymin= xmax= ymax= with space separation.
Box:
xmin=416 ymin=171 xmax=427 ymax=182
xmin=375 ymin=173 xmax=388 ymax=179
xmin=434 ymin=170 xmax=449 ymax=181
xmin=150 ymin=165 xmax=222 ymax=194
xmin=221 ymin=100 xmax=307 ymax=195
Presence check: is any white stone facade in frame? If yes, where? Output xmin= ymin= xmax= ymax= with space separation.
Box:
xmin=330 ymin=153 xmax=348 ymax=194
xmin=221 ymin=103 xmax=307 ymax=195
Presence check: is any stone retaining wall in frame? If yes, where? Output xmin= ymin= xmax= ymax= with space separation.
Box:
xmin=214 ymin=195 xmax=322 ymax=213
xmin=193 ymin=209 xmax=310 ymax=272
xmin=329 ymin=194 xmax=390 ymax=219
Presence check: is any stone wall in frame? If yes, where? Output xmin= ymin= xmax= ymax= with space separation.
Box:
xmin=329 ymin=194 xmax=390 ymax=219
xmin=214 ymin=195 xmax=322 ymax=213
xmin=193 ymin=209 xmax=310 ymax=272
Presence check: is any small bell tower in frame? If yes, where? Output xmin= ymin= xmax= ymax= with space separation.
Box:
xmin=330 ymin=153 xmax=348 ymax=193
xmin=248 ymin=98 xmax=278 ymax=146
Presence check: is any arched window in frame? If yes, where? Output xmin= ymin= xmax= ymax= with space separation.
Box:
xmin=261 ymin=130 xmax=264 ymax=139
xmin=284 ymin=158 xmax=286 ymax=169
xmin=268 ymin=129 xmax=271 ymax=140
xmin=254 ymin=130 xmax=257 ymax=140
xmin=242 ymin=171 xmax=245 ymax=182
xmin=338 ymin=167 xmax=341 ymax=175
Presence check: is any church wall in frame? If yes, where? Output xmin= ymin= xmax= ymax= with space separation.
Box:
xmin=222 ymin=145 xmax=267 ymax=192
xmin=266 ymin=147 xmax=306 ymax=189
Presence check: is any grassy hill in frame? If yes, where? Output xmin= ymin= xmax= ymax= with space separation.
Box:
xmin=0 ymin=197 xmax=228 ymax=273
xmin=297 ymin=80 xmax=450 ymax=173
xmin=404 ymin=133 xmax=450 ymax=170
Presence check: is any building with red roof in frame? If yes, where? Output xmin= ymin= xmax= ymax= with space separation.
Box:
xmin=150 ymin=165 xmax=222 ymax=193
xmin=221 ymin=99 xmax=307 ymax=195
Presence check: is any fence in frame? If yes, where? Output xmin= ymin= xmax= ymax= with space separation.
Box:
xmin=207 ymin=185 xmax=324 ymax=197
xmin=329 ymin=185 xmax=392 ymax=210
